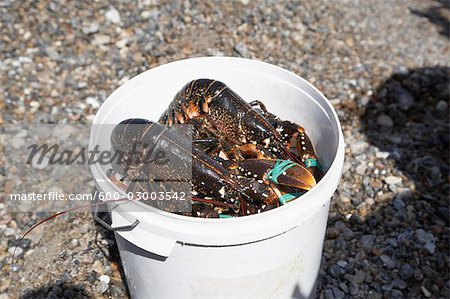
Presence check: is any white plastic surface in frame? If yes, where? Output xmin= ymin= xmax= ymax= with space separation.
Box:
xmin=90 ymin=57 xmax=345 ymax=299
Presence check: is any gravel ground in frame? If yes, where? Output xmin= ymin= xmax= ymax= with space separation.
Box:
xmin=1 ymin=0 xmax=449 ymax=298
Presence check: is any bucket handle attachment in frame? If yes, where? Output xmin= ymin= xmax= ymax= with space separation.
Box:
xmin=93 ymin=202 xmax=140 ymax=232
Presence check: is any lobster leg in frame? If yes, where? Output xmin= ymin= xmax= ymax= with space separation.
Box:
xmin=249 ymin=101 xmax=323 ymax=180
xmin=249 ymin=100 xmax=269 ymax=114
xmin=193 ymin=138 xmax=220 ymax=154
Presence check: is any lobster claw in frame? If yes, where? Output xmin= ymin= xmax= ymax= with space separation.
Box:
xmin=238 ymin=159 xmax=317 ymax=191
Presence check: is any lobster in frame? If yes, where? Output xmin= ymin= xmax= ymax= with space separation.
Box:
xmin=159 ymin=79 xmax=322 ymax=180
xmin=108 ymin=119 xmax=316 ymax=217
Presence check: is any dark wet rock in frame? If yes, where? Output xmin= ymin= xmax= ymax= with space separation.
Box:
xmin=379 ymin=254 xmax=395 ymax=270
xmin=399 ymin=264 xmax=414 ymax=280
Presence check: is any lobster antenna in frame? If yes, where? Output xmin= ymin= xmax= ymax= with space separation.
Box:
xmin=10 ymin=197 xmax=132 ymax=269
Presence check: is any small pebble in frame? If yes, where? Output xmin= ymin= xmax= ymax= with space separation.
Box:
xmin=82 ymin=22 xmax=100 ymax=35
xmin=8 ymin=246 xmax=23 ymax=258
xmin=379 ymin=254 xmax=395 ymax=270
xmin=4 ymin=227 xmax=15 ymax=237
xmin=396 ymin=88 xmax=415 ymax=110
xmin=105 ymin=7 xmax=121 ymax=24
xmin=384 ymin=176 xmax=402 ymax=185
xmin=400 ymin=264 xmax=414 ymax=280
xmin=45 ymin=47 xmax=60 ymax=60
xmin=86 ymin=96 xmax=101 ymax=108
xmin=392 ymin=279 xmax=407 ymax=290
xmin=393 ymin=197 xmax=405 ymax=210
xmin=234 ymin=43 xmax=250 ymax=58
xmin=337 ymin=260 xmax=348 ymax=268
xmin=436 ymin=100 xmax=448 ymax=112
xmin=99 ymin=274 xmax=110 ymax=285
xmin=421 ymin=286 xmax=431 ymax=297
xmin=19 ymin=238 xmax=31 ymax=249
xmin=377 ymin=114 xmax=394 ymax=127
xmin=360 ymin=234 xmax=376 ymax=251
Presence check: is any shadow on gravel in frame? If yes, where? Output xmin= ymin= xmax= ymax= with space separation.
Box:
xmin=19 ymin=281 xmax=91 ymax=299
xmin=361 ymin=66 xmax=449 ymax=224
xmin=410 ymin=0 xmax=450 ymax=38
xmin=354 ymin=66 xmax=449 ymax=296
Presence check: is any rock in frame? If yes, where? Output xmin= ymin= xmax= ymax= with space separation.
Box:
xmin=325 ymin=287 xmax=345 ymax=299
xmin=92 ymin=34 xmax=111 ymax=45
xmin=345 ymin=270 xmax=365 ymax=284
xmin=94 ymin=280 xmax=109 ymax=293
xmin=436 ymin=100 xmax=448 ymax=112
xmin=8 ymin=246 xmax=23 ymax=258
xmin=77 ymin=81 xmax=88 ymax=89
xmin=357 ymin=96 xmax=370 ymax=107
xmin=337 ymin=260 xmax=348 ymax=268
xmin=396 ymin=88 xmax=415 ymax=110
xmin=387 ymin=237 xmax=398 ymax=247
xmin=379 ymin=254 xmax=395 ymax=270
xmin=349 ymin=141 xmax=367 ymax=155
xmin=421 ymin=286 xmax=431 ymax=297
xmin=234 ymin=43 xmax=250 ymax=58
xmin=415 ymin=229 xmax=435 ymax=244
xmin=10 ymin=264 xmax=22 ymax=272
xmin=329 ymin=265 xmax=342 ymax=278
xmin=393 ymin=197 xmax=405 ymax=210
xmin=429 ymin=167 xmax=441 ymax=186
xmin=375 ymin=151 xmax=390 ymax=159
xmin=360 ymin=234 xmax=376 ymax=251
xmin=357 ymin=202 xmax=370 ymax=217
xmin=390 ymin=289 xmax=403 ymax=298
xmin=82 ymin=22 xmax=100 ymax=35
xmin=19 ymin=238 xmax=31 ymax=249
xmin=356 ymin=164 xmax=366 ymax=175
xmin=93 ymin=260 xmax=103 ymax=274
xmin=377 ymin=114 xmax=394 ymax=127
xmin=423 ymin=242 xmax=436 ymax=254
xmin=437 ymin=206 xmax=449 ymax=224
xmin=4 ymin=227 xmax=15 ymax=237
xmin=392 ymin=279 xmax=407 ymax=289
xmin=0 ymin=279 xmax=10 ymax=293
xmin=99 ymin=274 xmax=110 ymax=285
xmin=105 ymin=7 xmax=121 ymax=24
xmin=45 ymin=47 xmax=60 ymax=60
xmin=29 ymin=101 xmax=40 ymax=112
xmin=10 ymin=137 xmax=25 ymax=149
xmin=395 ymin=188 xmax=412 ymax=202
xmin=384 ymin=176 xmax=402 ymax=185
xmin=86 ymin=96 xmax=100 ymax=108
xmin=400 ymin=264 xmax=414 ymax=280
xmin=394 ymin=66 xmax=409 ymax=75
xmin=381 ymin=283 xmax=392 ymax=291
xmin=334 ymin=221 xmax=355 ymax=240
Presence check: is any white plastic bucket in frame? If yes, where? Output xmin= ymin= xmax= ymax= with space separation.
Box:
xmin=90 ymin=57 xmax=345 ymax=299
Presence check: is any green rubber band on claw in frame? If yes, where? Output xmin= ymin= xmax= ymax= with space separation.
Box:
xmin=279 ymin=193 xmax=303 ymax=205
xmin=266 ymin=159 xmax=298 ymax=184
xmin=219 ymin=214 xmax=232 ymax=219
xmin=304 ymin=158 xmax=322 ymax=171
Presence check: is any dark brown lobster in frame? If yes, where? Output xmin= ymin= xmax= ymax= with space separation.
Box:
xmin=108 ymin=119 xmax=316 ymax=217
xmin=159 ymin=79 xmax=322 ymax=180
